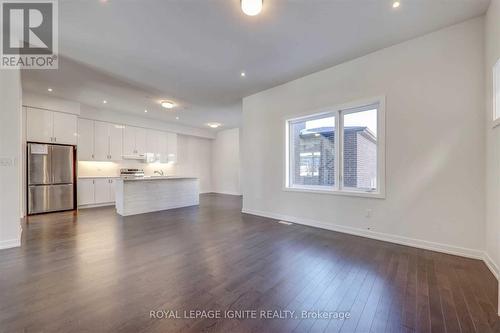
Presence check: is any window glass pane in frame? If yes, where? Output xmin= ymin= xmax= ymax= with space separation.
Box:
xmin=342 ymin=108 xmax=377 ymax=191
xmin=290 ymin=115 xmax=336 ymax=187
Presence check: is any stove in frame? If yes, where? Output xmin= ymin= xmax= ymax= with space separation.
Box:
xmin=120 ymin=168 xmax=145 ymax=178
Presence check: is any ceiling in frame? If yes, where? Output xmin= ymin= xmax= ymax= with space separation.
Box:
xmin=22 ymin=0 xmax=490 ymax=130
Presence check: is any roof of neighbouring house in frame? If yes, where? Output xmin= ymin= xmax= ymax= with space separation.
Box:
xmin=300 ymin=126 xmax=367 ymax=136
xmin=300 ymin=126 xmax=377 ymax=142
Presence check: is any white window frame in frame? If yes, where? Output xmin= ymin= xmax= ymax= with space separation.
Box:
xmin=284 ymin=96 xmax=386 ymax=199
xmin=493 ymin=59 xmax=500 ymax=128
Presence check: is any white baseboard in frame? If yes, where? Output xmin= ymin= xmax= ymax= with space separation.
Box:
xmin=78 ymin=202 xmax=115 ymax=209
xmin=483 ymin=252 xmax=500 ymax=280
xmin=0 ymin=238 xmax=21 ymax=250
xmin=210 ymin=191 xmax=242 ymax=196
xmin=242 ymin=208 xmax=499 ymax=278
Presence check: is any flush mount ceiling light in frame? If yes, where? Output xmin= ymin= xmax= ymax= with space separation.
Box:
xmin=144 ymin=109 xmax=148 ymax=113
xmin=103 ymin=100 xmax=107 ymax=104
xmin=207 ymin=122 xmax=222 ymax=128
xmin=241 ymin=72 xmax=246 ymax=77
xmin=161 ymin=101 xmax=175 ymax=109
xmin=47 ymin=88 xmax=53 ymax=92
xmin=241 ymin=0 xmax=263 ymax=16
xmin=393 ymin=1 xmax=400 ymax=8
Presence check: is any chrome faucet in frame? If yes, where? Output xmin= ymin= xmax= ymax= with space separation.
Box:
xmin=154 ymin=170 xmax=164 ymax=176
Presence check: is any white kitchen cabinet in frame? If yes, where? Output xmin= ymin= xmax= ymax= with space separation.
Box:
xmin=159 ymin=132 xmax=169 ymax=163
xmin=27 ymin=108 xmax=77 ymax=145
xmin=166 ymin=133 xmax=178 ymax=163
xmin=77 ymin=179 xmax=95 ymax=206
xmin=93 ymin=121 xmax=109 ymax=161
xmin=94 ymin=178 xmax=111 ymax=204
xmin=123 ymin=126 xmax=136 ymax=155
xmin=97 ymin=121 xmax=123 ymax=161
xmin=108 ymin=124 xmax=123 ymax=160
xmin=78 ymin=120 xmax=122 ymax=161
xmin=77 ymin=118 xmax=94 ymax=161
xmin=146 ymin=130 xmax=161 ymax=155
xmin=78 ymin=178 xmax=117 ymax=207
xmin=27 ymin=108 xmax=53 ymax=143
xmin=135 ymin=128 xmax=147 ymax=154
xmin=53 ymin=112 xmax=77 ymax=144
xmin=109 ymin=179 xmax=116 ymax=202
xmin=124 ymin=126 xmax=147 ymax=155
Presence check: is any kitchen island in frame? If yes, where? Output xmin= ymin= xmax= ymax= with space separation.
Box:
xmin=115 ymin=177 xmax=199 ymax=216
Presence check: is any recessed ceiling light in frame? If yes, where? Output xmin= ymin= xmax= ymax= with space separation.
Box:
xmin=241 ymin=72 xmax=246 ymax=77
xmin=47 ymin=88 xmax=53 ymax=92
xmin=175 ymin=116 xmax=179 ymax=120
xmin=103 ymin=100 xmax=107 ymax=104
xmin=393 ymin=1 xmax=400 ymax=8
xmin=144 ymin=109 xmax=148 ymax=113
xmin=207 ymin=122 xmax=222 ymax=128
xmin=161 ymin=101 xmax=175 ymax=109
xmin=241 ymin=0 xmax=263 ymax=16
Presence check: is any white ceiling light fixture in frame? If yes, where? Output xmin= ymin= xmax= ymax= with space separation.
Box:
xmin=393 ymin=1 xmax=400 ymax=8
xmin=161 ymin=101 xmax=175 ymax=109
xmin=175 ymin=116 xmax=179 ymax=120
xmin=103 ymin=100 xmax=107 ymax=104
xmin=47 ymin=88 xmax=53 ymax=92
xmin=241 ymin=72 xmax=246 ymax=77
xmin=241 ymin=0 xmax=263 ymax=16
xmin=207 ymin=122 xmax=222 ymax=128
xmin=144 ymin=109 xmax=148 ymax=113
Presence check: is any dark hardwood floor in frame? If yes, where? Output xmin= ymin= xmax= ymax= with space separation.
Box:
xmin=1 ymin=194 xmax=499 ymax=333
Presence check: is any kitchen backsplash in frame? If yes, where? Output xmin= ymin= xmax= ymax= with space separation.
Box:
xmin=78 ymin=161 xmax=176 ymax=178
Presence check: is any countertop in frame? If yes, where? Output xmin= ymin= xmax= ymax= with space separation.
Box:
xmin=78 ymin=176 xmax=120 ymax=179
xmin=119 ymin=176 xmax=198 ymax=182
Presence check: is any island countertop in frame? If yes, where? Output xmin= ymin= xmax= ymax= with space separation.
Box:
xmin=118 ymin=176 xmax=198 ymax=182
xmin=115 ymin=177 xmax=200 ymax=216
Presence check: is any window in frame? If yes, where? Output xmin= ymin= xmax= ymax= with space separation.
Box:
xmin=286 ymin=98 xmax=385 ymax=198
xmin=343 ymin=107 xmax=378 ymax=191
xmin=289 ymin=114 xmax=336 ymax=189
xmin=494 ymin=59 xmax=500 ymax=123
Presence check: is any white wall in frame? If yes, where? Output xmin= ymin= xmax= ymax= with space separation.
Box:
xmin=485 ymin=0 xmax=500 ymax=291
xmin=0 ymin=69 xmax=22 ymax=249
xmin=242 ymin=18 xmax=485 ymax=258
xmin=78 ymin=134 xmax=213 ymax=193
xmin=212 ymin=128 xmax=241 ymax=195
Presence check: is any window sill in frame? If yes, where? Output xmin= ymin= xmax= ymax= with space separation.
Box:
xmin=283 ymin=186 xmax=385 ymax=199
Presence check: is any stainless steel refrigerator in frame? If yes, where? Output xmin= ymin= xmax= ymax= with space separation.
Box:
xmin=28 ymin=143 xmax=75 ymax=215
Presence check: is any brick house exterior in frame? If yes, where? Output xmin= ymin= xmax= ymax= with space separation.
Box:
xmin=292 ymin=126 xmax=377 ymax=189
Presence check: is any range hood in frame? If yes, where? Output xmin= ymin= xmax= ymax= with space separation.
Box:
xmin=122 ymin=153 xmax=158 ymax=163
xmin=122 ymin=154 xmax=146 ymax=161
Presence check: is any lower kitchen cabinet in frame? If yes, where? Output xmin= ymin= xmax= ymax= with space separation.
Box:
xmin=77 ymin=179 xmax=95 ymax=206
xmin=78 ymin=178 xmax=117 ymax=207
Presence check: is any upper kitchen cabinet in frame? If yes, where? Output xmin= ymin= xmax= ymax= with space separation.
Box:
xmin=77 ymin=118 xmax=94 ymax=161
xmin=166 ymin=133 xmax=178 ymax=163
xmin=124 ymin=126 xmax=147 ymax=156
xmin=77 ymin=119 xmax=123 ymax=161
xmin=108 ymin=123 xmax=124 ymax=161
xmin=27 ymin=107 xmax=77 ymax=145
xmin=146 ymin=130 xmax=162 ymax=155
